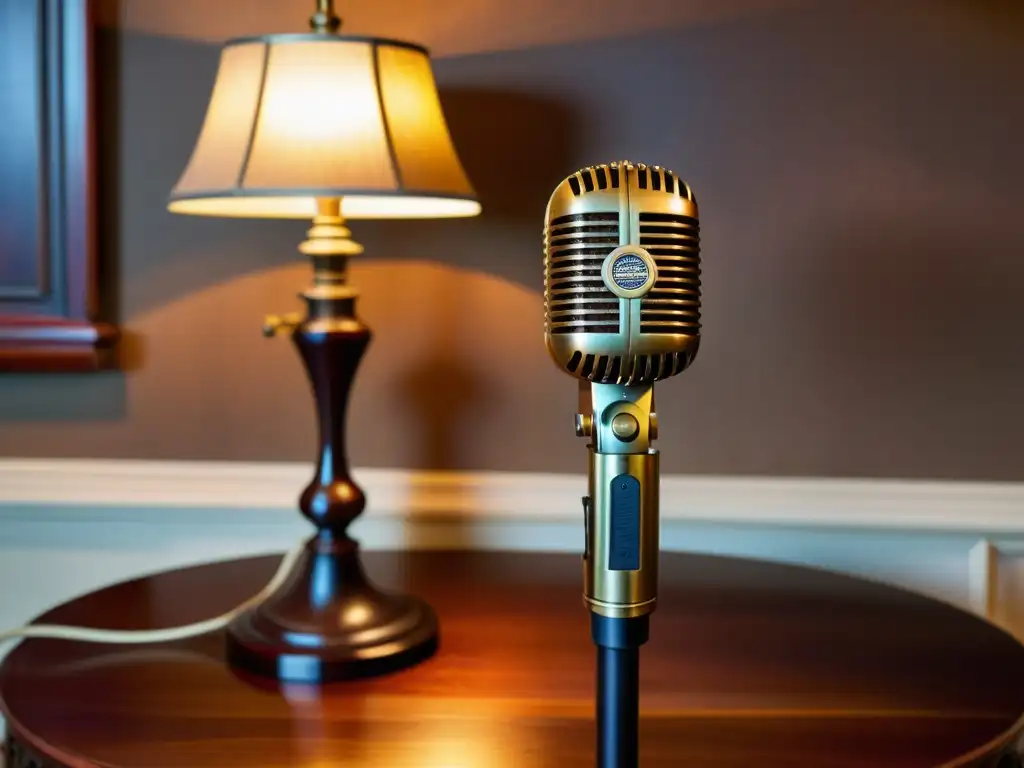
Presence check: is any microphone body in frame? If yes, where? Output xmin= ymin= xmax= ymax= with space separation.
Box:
xmin=544 ymin=160 xmax=700 ymax=622
xmin=543 ymin=161 xmax=701 ymax=768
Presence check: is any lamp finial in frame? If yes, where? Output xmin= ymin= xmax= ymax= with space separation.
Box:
xmin=310 ymin=0 xmax=342 ymax=33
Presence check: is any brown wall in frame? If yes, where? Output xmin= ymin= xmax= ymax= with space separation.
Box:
xmin=1 ymin=0 xmax=1022 ymax=480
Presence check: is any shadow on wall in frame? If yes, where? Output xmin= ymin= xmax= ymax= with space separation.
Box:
xmin=355 ymin=86 xmax=578 ymax=292
xmin=395 ymin=297 xmax=491 ymax=475
xmin=0 ymin=373 xmax=127 ymax=423
xmin=383 ymin=85 xmax=575 ymax=459
xmin=394 ymin=290 xmax=487 ymax=553
xmin=383 ymin=88 xmax=577 ymax=545
xmin=443 ymin=88 xmax=578 ymax=228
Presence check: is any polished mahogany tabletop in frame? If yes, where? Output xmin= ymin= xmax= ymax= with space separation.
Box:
xmin=3 ymin=550 xmax=1024 ymax=768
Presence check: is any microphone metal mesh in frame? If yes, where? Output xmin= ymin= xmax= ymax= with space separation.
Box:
xmin=543 ymin=161 xmax=701 ymax=385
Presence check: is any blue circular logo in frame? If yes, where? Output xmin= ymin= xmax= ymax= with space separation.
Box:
xmin=611 ymin=253 xmax=650 ymax=291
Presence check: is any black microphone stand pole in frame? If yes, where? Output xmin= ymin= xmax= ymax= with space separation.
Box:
xmin=592 ymin=610 xmax=649 ymax=768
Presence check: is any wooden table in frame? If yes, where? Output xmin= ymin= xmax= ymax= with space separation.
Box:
xmin=3 ymin=550 xmax=1024 ymax=767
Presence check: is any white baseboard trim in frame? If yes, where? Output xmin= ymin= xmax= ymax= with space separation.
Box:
xmin=3 ymin=458 xmax=1024 ymax=657
xmin=1 ymin=458 xmax=1023 ymax=533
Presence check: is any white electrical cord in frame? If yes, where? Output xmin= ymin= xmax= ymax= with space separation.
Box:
xmin=0 ymin=543 xmax=304 ymax=647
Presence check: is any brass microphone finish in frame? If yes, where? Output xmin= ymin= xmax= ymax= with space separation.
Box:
xmin=544 ymin=160 xmax=701 ymax=386
xmin=544 ymin=161 xmax=701 ymax=622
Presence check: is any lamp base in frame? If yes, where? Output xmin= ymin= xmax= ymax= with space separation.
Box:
xmin=225 ymin=537 xmax=439 ymax=683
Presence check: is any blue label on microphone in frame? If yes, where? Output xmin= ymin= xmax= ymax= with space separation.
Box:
xmin=609 ymin=474 xmax=641 ymax=571
xmin=611 ymin=253 xmax=650 ymax=291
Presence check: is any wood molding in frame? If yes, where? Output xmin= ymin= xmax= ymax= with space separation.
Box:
xmin=0 ymin=0 xmax=119 ymax=373
xmin=0 ymin=458 xmax=1022 ymax=534
xmin=0 ymin=319 xmax=118 ymax=372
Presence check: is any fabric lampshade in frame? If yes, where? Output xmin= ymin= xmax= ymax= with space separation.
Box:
xmin=168 ymin=34 xmax=479 ymax=219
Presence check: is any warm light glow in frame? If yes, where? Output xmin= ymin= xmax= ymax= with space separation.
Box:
xmin=168 ymin=34 xmax=479 ymax=220
xmin=168 ymin=195 xmax=481 ymax=219
xmin=169 ymin=42 xmax=266 ymax=193
xmin=243 ymin=40 xmax=396 ymax=190
xmin=377 ymin=45 xmax=471 ymax=193
xmin=343 ymin=196 xmax=481 ymax=218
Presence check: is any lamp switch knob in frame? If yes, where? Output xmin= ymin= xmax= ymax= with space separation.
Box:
xmin=262 ymin=312 xmax=302 ymax=338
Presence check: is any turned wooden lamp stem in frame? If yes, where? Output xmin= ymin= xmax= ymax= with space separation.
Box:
xmin=294 ymin=197 xmax=367 ymax=544
xmin=225 ymin=199 xmax=438 ymax=682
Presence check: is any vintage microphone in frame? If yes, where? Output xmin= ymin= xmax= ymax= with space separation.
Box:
xmin=542 ymin=161 xmax=701 ymax=768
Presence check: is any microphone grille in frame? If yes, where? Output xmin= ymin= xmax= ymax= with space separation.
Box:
xmin=631 ymin=164 xmax=697 ymax=203
xmin=559 ymin=162 xmax=697 ymax=202
xmin=545 ymin=209 xmax=620 ymax=336
xmin=638 ymin=209 xmax=701 ymax=336
xmin=564 ymin=163 xmax=626 ymax=195
xmin=544 ymin=161 xmax=701 ymax=385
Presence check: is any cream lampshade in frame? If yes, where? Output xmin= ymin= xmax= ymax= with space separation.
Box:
xmin=166 ymin=1 xmax=480 ymax=685
xmin=168 ymin=34 xmax=479 ymax=220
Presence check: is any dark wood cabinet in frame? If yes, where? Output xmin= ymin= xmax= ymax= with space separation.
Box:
xmin=0 ymin=0 xmax=116 ymax=372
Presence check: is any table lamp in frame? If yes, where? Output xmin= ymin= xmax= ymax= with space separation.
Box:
xmin=167 ymin=0 xmax=480 ymax=683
